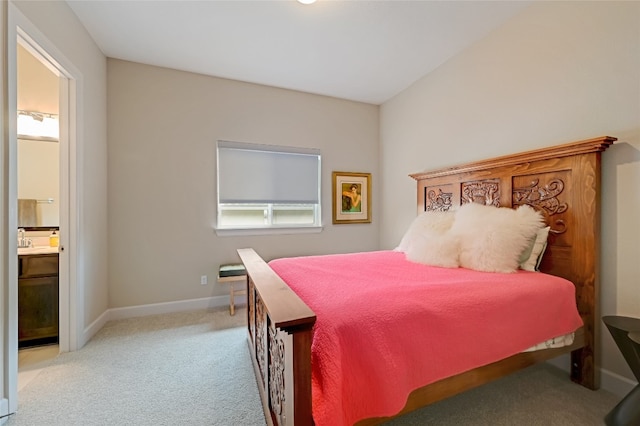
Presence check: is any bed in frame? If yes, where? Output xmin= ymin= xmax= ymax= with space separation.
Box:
xmin=237 ymin=135 xmax=616 ymax=426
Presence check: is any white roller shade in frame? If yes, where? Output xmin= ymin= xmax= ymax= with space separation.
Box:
xmin=217 ymin=141 xmax=321 ymax=204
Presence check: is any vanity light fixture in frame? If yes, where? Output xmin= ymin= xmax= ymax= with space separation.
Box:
xmin=17 ymin=110 xmax=59 ymax=141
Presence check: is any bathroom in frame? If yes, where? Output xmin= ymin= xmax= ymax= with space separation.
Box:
xmin=16 ymin=42 xmax=61 ymax=350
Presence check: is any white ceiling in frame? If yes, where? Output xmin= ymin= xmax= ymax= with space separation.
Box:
xmin=66 ymin=1 xmax=531 ymax=105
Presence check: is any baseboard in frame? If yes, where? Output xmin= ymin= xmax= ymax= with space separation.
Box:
xmin=107 ymin=295 xmax=247 ymax=321
xmin=76 ymin=295 xmax=247 ymax=350
xmin=547 ymin=355 xmax=638 ymax=398
xmin=0 ymin=398 xmax=9 ymax=424
xmin=81 ymin=308 xmax=110 ymax=349
xmin=601 ymin=368 xmax=638 ymax=398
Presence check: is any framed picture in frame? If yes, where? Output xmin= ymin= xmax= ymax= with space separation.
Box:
xmin=332 ymin=171 xmax=371 ymax=224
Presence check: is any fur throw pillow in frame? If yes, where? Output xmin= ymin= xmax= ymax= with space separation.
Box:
xmin=396 ymin=211 xmax=456 ymax=253
xmin=450 ymin=203 xmax=544 ymax=273
xmin=405 ymin=231 xmax=460 ymax=268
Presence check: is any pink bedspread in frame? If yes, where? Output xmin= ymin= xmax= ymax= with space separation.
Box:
xmin=269 ymin=250 xmax=583 ymax=426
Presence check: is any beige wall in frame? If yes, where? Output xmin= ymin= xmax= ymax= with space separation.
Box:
xmin=17 ymin=44 xmax=58 ymax=114
xmin=380 ymin=1 xmax=640 ymax=388
xmin=107 ymin=59 xmax=379 ymax=308
xmin=12 ymin=1 xmax=108 ymax=333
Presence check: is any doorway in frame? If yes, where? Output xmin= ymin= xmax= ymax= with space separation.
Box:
xmin=4 ymin=5 xmax=80 ymax=416
xmin=15 ymin=31 xmax=70 ymax=349
xmin=16 ymin=41 xmax=60 ymax=353
xmin=13 ymin=17 xmax=79 ymax=353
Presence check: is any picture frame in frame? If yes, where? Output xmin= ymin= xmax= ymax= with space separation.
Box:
xmin=332 ymin=171 xmax=371 ymax=224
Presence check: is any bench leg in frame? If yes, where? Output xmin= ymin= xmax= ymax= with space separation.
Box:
xmin=230 ymin=286 xmax=236 ymax=316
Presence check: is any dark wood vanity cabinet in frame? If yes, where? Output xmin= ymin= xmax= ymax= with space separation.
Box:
xmin=18 ymin=253 xmax=59 ymax=347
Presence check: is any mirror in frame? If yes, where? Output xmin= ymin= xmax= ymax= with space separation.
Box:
xmin=17 ymin=40 xmax=60 ymax=229
xmin=17 ymin=138 xmax=59 ymax=228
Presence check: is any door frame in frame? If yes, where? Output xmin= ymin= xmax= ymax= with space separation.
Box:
xmin=2 ymin=3 xmax=81 ymax=416
xmin=15 ymin=29 xmax=74 ymax=353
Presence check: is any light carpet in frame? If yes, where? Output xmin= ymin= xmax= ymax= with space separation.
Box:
xmin=6 ymin=308 xmax=619 ymax=425
xmin=7 ymin=308 xmax=264 ymax=426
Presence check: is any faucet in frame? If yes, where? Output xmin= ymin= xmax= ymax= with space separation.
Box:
xmin=17 ymin=228 xmax=32 ymax=248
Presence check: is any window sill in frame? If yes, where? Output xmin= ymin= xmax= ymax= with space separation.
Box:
xmin=215 ymin=226 xmax=323 ymax=237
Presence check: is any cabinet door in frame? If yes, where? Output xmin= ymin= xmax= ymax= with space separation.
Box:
xmin=18 ymin=276 xmax=59 ymax=342
xmin=19 ymin=254 xmax=58 ymax=278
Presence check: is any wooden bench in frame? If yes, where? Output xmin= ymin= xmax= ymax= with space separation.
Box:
xmin=218 ymin=264 xmax=247 ymax=316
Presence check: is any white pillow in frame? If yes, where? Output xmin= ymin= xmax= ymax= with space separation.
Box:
xmin=405 ymin=231 xmax=460 ymax=268
xmin=450 ymin=203 xmax=544 ymax=273
xmin=396 ymin=211 xmax=456 ymax=253
xmin=519 ymin=226 xmax=550 ymax=271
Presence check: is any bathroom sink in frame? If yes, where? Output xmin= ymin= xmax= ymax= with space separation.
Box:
xmin=18 ymin=246 xmax=58 ymax=255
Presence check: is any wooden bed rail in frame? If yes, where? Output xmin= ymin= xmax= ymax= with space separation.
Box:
xmin=237 ymin=248 xmax=316 ymax=426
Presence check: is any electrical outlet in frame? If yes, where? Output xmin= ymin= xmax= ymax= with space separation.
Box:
xmin=200 ymin=275 xmax=208 ymax=285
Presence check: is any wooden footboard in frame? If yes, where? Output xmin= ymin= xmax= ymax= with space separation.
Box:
xmin=238 ymin=248 xmax=316 ymax=426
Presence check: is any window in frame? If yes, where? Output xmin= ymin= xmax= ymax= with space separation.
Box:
xmin=216 ymin=141 xmax=321 ymax=233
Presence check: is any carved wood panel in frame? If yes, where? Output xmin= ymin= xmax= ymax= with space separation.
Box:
xmin=425 ymin=185 xmax=454 ymax=211
xmin=269 ymin=324 xmax=286 ymax=426
xmin=248 ymin=279 xmax=255 ymax=344
xmin=256 ymin=295 xmax=266 ymax=388
xmin=461 ymin=179 xmax=500 ymax=206
xmin=512 ymin=171 xmax=572 ymax=245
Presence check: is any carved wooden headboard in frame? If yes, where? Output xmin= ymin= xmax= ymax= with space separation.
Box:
xmin=409 ymin=135 xmax=615 ymax=389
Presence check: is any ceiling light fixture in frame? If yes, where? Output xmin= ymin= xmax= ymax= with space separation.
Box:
xmin=297 ymin=0 xmax=316 ymax=4
xmin=17 ymin=110 xmax=59 ymax=141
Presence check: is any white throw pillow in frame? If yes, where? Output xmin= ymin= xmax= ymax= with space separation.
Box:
xmin=405 ymin=231 xmax=460 ymax=268
xmin=519 ymin=226 xmax=551 ymax=271
xmin=450 ymin=203 xmax=544 ymax=273
xmin=396 ymin=211 xmax=456 ymax=253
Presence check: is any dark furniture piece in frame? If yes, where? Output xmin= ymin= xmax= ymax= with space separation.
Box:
xmin=602 ymin=315 xmax=640 ymax=426
xmin=18 ymin=253 xmax=59 ymax=347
